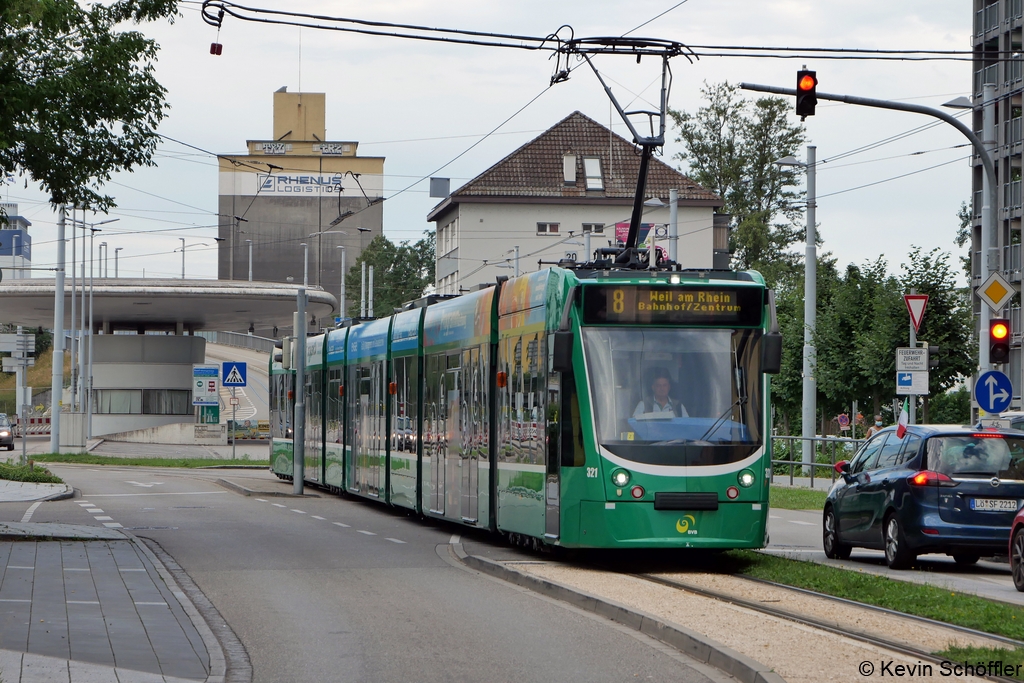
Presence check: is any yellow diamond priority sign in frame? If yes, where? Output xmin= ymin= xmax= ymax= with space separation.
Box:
xmin=978 ymin=271 xmax=1016 ymax=312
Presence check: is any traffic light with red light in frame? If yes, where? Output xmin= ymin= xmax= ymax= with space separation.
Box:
xmin=796 ymin=70 xmax=817 ymax=119
xmin=990 ymin=318 xmax=1011 ymax=364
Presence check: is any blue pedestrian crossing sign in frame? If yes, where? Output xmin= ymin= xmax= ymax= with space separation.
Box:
xmin=976 ymin=370 xmax=1012 ymax=414
xmin=222 ymin=361 xmax=247 ymax=387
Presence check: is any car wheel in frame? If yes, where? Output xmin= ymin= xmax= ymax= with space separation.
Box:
xmin=823 ymin=507 xmax=852 ymax=560
xmin=1012 ymin=529 xmax=1024 ymax=592
xmin=6 ymin=444 xmax=12 ymax=451
xmin=884 ymin=514 xmax=915 ymax=570
xmin=952 ymin=554 xmax=980 ymax=566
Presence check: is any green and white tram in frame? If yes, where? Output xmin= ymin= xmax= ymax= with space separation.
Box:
xmin=271 ymin=265 xmax=781 ymax=549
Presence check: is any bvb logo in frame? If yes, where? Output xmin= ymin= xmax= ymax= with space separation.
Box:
xmin=675 ymin=514 xmax=697 ymax=534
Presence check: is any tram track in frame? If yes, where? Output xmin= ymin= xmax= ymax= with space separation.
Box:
xmin=631 ymin=571 xmax=1023 ymax=683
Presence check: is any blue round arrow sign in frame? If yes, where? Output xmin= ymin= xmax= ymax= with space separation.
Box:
xmin=976 ymin=370 xmax=1013 ymax=414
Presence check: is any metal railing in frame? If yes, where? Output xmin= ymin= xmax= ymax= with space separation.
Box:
xmin=1009 ymin=60 xmax=1024 ymax=86
xmin=196 ymin=331 xmax=276 ymax=353
xmin=1007 ymin=180 xmax=1023 ymax=211
xmin=1014 ymin=0 xmax=1023 ymax=20
xmin=1013 ymin=306 xmax=1022 ymax=342
xmin=976 ymin=4 xmax=1000 ymax=35
xmin=975 ymin=64 xmax=999 ymax=95
xmin=1006 ymin=117 xmax=1023 ymax=146
xmin=1006 ymin=243 xmax=1022 ymax=274
xmin=974 ymin=190 xmax=983 ymax=218
xmin=770 ymin=435 xmax=864 ymax=488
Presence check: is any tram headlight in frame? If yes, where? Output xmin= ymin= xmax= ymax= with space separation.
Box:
xmin=611 ymin=469 xmax=630 ymax=487
xmin=738 ymin=470 xmax=756 ymax=488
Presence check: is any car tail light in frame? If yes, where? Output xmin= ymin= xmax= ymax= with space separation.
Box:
xmin=908 ymin=470 xmax=958 ymax=487
xmin=922 ymin=529 xmax=939 ymax=535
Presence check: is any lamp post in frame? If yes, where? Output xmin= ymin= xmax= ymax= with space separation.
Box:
xmin=336 ymin=245 xmax=346 ymax=320
xmin=246 ymin=239 xmax=252 ymax=281
xmin=99 ymin=243 xmax=107 ymax=279
xmin=176 ymin=240 xmax=209 ymax=280
xmin=301 ymin=243 xmax=308 ymax=287
xmin=86 ymin=226 xmax=101 ymax=439
xmin=776 ymin=146 xmax=816 ymax=474
xmin=115 ymin=247 xmax=122 ymax=278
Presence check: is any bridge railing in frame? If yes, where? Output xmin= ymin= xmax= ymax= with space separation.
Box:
xmin=197 ymin=331 xmax=275 ymax=353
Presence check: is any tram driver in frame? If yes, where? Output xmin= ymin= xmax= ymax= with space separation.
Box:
xmin=633 ymin=370 xmax=690 ymax=419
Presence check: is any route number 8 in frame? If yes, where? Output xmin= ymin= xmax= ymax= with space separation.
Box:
xmin=612 ymin=289 xmax=625 ymax=314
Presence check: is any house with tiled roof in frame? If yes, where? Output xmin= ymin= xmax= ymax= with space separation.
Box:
xmin=426 ymin=111 xmax=726 ymax=293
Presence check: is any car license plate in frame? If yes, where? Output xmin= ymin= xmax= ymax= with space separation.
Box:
xmin=970 ymin=498 xmax=1019 ymax=511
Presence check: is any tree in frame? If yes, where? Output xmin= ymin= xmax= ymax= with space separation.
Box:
xmin=930 ymin=386 xmax=970 ymax=424
xmin=669 ymin=81 xmax=807 ymax=285
xmin=0 ymin=0 xmax=178 ymax=211
xmin=954 ymin=201 xmax=973 ymax=282
xmin=346 ymin=232 xmax=435 ymax=318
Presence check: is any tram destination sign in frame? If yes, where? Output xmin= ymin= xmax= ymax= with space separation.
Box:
xmin=583 ymin=285 xmax=763 ymax=326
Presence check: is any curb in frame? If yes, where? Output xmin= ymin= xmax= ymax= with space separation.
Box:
xmin=454 ymin=546 xmax=786 ymax=683
xmin=131 ymin=534 xmax=252 ymax=683
xmin=214 ymin=477 xmax=320 ymax=498
xmin=41 ymin=484 xmax=75 ymax=501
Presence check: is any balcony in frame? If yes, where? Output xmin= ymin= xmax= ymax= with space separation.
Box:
xmin=1005 ymin=180 xmax=1023 ymax=210
xmin=1007 ymin=117 xmax=1024 ymax=146
xmin=976 ymin=64 xmax=1000 ymax=95
xmin=975 ymin=250 xmax=982 ymax=280
xmin=1009 ymin=59 xmax=1024 ymax=86
xmin=977 ymin=3 xmax=1000 ymax=36
xmin=1013 ymin=306 xmax=1022 ymax=342
xmin=975 ymin=190 xmax=983 ymax=218
xmin=1014 ymin=0 xmax=1023 ymax=20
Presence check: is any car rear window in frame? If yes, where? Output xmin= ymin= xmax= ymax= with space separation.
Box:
xmin=925 ymin=435 xmax=1024 ymax=479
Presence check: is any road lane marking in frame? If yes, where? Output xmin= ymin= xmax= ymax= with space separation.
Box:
xmin=357 ymin=530 xmax=376 ymax=536
xmin=134 ymin=601 xmax=167 ymax=606
xmin=63 ymin=568 xmax=89 ymax=572
xmin=332 ymin=522 xmax=350 ymax=528
xmin=83 ymin=491 xmax=228 ymax=498
xmin=67 ymin=601 xmax=100 ymax=605
xmin=290 ymin=510 xmax=306 ymax=514
xmin=102 ymin=523 xmax=123 ymax=528
xmin=20 ymin=502 xmax=42 ymax=523
xmin=7 ymin=566 xmax=32 ymax=570
xmin=449 ymin=534 xmax=460 ymax=544
xmin=272 ymin=503 xmax=287 ymax=508
xmin=88 ymin=509 xmax=105 ymax=514
xmin=119 ymin=568 xmax=145 ymax=572
xmin=788 ymin=520 xmax=816 ymax=526
xmin=78 ymin=503 xmax=94 ymax=507
xmin=0 ymin=599 xmax=30 ymax=602
xmin=385 ymin=538 xmax=406 ymax=544
xmin=255 ymin=498 xmax=268 ymax=502
xmin=312 ymin=516 xmax=325 ymax=520
xmin=93 ymin=517 xmax=113 ymax=521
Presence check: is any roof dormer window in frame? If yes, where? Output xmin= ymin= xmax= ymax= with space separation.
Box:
xmin=583 ymin=157 xmax=603 ymax=190
xmin=563 ymin=154 xmax=577 ymax=185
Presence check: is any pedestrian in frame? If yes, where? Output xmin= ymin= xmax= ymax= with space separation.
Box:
xmin=865 ymin=414 xmax=884 ymax=438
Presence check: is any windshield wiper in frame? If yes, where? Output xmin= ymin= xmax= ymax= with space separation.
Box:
xmin=696 ymin=397 xmax=747 ymax=442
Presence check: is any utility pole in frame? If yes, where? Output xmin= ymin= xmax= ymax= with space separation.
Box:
xmin=669 ymin=188 xmax=678 ymax=263
xmin=293 ymin=288 xmax=306 ymax=495
xmin=49 ymin=207 xmax=65 ymax=453
xmin=368 ymin=265 xmax=374 ymax=318
xmin=337 ymin=245 xmax=346 ymax=320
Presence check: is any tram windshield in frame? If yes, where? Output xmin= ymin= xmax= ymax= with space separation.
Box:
xmin=582 ymin=327 xmax=763 ymax=466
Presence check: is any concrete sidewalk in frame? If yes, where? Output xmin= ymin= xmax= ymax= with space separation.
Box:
xmin=0 ymin=523 xmax=223 ymax=683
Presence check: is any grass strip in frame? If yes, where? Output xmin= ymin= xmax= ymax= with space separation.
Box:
xmin=0 ymin=462 xmax=63 ymax=484
xmin=935 ymin=646 xmax=1024 ymax=681
xmin=768 ymin=486 xmax=828 ymax=510
xmin=35 ymin=453 xmax=269 ymax=469
xmin=724 ymin=549 xmax=1024 ymax=641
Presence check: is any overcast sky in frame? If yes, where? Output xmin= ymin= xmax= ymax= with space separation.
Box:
xmin=6 ymin=0 xmax=972 ymax=284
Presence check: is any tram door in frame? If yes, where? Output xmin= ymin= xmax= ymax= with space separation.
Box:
xmin=545 ymin=365 xmax=560 ymax=540
xmin=461 ymin=347 xmax=480 ymax=524
xmin=445 ymin=354 xmax=461 ymax=517
xmin=428 ymin=356 xmax=446 ymax=515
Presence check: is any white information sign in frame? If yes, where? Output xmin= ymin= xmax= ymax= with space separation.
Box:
xmin=896 ymin=348 xmax=928 ymax=372
xmin=896 ymin=371 xmax=929 ymax=396
xmin=192 ymin=364 xmax=220 ymax=406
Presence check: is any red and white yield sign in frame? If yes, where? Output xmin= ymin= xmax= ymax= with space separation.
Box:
xmin=904 ymin=294 xmax=929 ymax=333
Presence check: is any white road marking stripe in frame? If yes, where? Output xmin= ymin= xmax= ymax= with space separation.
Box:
xmin=6 ymin=566 xmax=32 ymax=570
xmin=63 ymin=568 xmax=89 ymax=572
xmin=82 ymin=491 xmax=228 ymax=498
xmin=788 ymin=520 xmax=816 ymax=526
xmin=385 ymin=538 xmax=406 ymax=544
xmin=93 ymin=517 xmax=113 ymax=521
xmin=20 ymin=501 xmax=42 ymax=523
xmin=88 ymin=509 xmax=104 ymax=514
xmin=0 ymin=599 xmax=30 ymax=602
xmin=357 ymin=530 xmax=376 ymax=536
xmin=769 ymin=515 xmax=782 ymax=519
xmin=67 ymin=601 xmax=100 ymax=605
xmin=119 ymin=568 xmax=146 ymax=572
xmin=134 ymin=601 xmax=167 ymax=606
xmin=332 ymin=522 xmax=350 ymax=528
xmin=312 ymin=515 xmax=325 ymax=520
xmin=449 ymin=534 xmax=460 ymax=545
xmin=255 ymin=498 xmax=268 ymax=502
xmin=272 ymin=503 xmax=287 ymax=508
xmin=290 ymin=510 xmax=306 ymax=514
xmin=102 ymin=523 xmax=123 ymax=528
xmin=78 ymin=503 xmax=94 ymax=507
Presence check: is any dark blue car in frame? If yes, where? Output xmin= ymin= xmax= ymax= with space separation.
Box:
xmin=823 ymin=425 xmax=1024 ymax=569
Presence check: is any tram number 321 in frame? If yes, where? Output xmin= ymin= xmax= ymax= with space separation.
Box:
xmin=586 ymin=467 xmax=599 ymax=478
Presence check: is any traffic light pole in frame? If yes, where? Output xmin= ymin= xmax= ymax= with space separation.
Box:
xmin=741 ymin=82 xmax=998 ymax=383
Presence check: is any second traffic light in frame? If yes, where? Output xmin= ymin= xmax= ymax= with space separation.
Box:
xmin=990 ymin=318 xmax=1011 ymax=364
xmin=796 ymin=69 xmax=817 ymax=119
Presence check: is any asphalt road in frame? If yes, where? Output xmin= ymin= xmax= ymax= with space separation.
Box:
xmin=9 ymin=465 xmax=723 ymax=683
xmin=768 ymin=505 xmax=1024 ymax=605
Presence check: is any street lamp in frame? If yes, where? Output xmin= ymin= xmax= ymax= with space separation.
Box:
xmin=336 ymin=245 xmax=346 ymax=320
xmin=176 ymin=240 xmax=209 ymax=279
xmin=776 ymin=147 xmax=816 ymax=474
xmin=114 ymin=247 xmax=123 ymax=278
xmin=301 ymin=242 xmax=308 ymax=287
xmin=246 ymin=239 xmax=252 ymax=281
xmin=86 ymin=225 xmax=101 ymax=439
xmin=99 ymin=242 xmax=107 ymax=278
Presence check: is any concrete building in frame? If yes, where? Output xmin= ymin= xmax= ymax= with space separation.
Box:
xmin=972 ymin=0 xmax=1024 ymax=408
xmin=217 ymin=89 xmax=384 ymax=315
xmin=427 ymin=111 xmax=724 ymax=293
xmin=0 ymin=203 xmax=31 ymax=280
